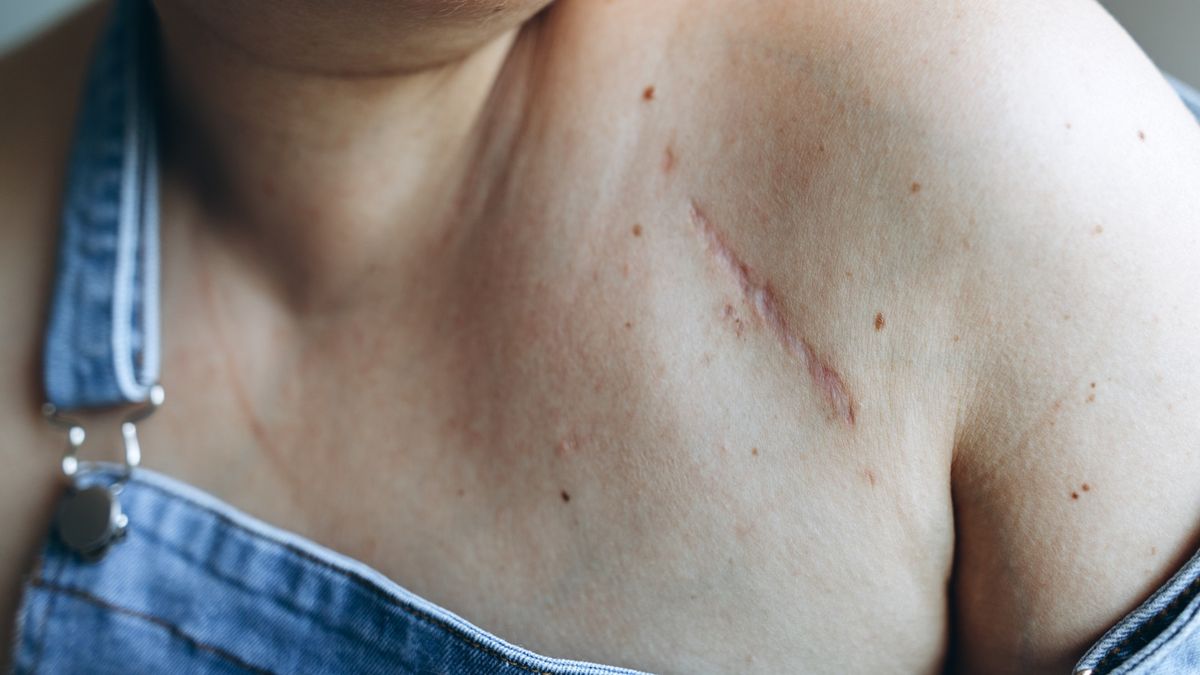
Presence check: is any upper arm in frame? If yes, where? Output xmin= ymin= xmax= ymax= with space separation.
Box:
xmin=698 ymin=0 xmax=1199 ymax=668
xmin=687 ymin=0 xmax=1200 ymax=667
xmin=921 ymin=2 xmax=1200 ymax=672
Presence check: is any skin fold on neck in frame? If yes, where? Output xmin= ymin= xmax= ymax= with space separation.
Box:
xmin=153 ymin=0 xmax=542 ymax=313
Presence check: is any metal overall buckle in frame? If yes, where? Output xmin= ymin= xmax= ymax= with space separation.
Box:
xmin=41 ymin=385 xmax=165 ymax=561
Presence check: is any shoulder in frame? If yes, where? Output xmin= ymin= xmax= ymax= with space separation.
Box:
xmin=724 ymin=1 xmax=1200 ymax=672
xmin=650 ymin=1 xmax=1200 ymax=670
xmin=676 ymin=0 xmax=1200 ymax=226
xmin=658 ymin=0 xmax=1200 ymax=228
xmin=563 ymin=0 xmax=1200 ymax=324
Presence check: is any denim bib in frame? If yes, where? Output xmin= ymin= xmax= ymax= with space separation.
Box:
xmin=10 ymin=1 xmax=1200 ymax=672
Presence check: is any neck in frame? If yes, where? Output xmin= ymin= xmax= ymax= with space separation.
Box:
xmin=155 ymin=3 xmax=528 ymax=311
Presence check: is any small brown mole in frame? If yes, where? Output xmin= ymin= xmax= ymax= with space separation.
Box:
xmin=642 ymin=85 xmax=655 ymax=101
xmin=1093 ymin=225 xmax=1104 ymax=236
xmin=1086 ymin=394 xmax=1095 ymax=403
xmin=751 ymin=447 xmax=759 ymax=457
xmin=1138 ymin=130 xmax=1146 ymax=141
xmin=632 ymin=223 xmax=643 ymax=237
xmin=1082 ymin=483 xmax=1091 ymax=491
xmin=1071 ymin=491 xmax=1080 ymax=500
xmin=624 ymin=321 xmax=633 ymax=329
xmin=1090 ymin=382 xmax=1096 ymax=388
xmin=560 ymin=490 xmax=571 ymax=503
xmin=910 ymin=182 xmax=922 ymax=194
xmin=874 ymin=312 xmax=885 ymax=331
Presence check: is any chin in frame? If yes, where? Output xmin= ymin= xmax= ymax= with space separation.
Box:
xmin=155 ymin=0 xmax=555 ymax=73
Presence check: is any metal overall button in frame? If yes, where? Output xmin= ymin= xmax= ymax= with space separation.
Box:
xmin=56 ymin=484 xmax=129 ymax=561
xmin=43 ymin=385 xmax=164 ymax=561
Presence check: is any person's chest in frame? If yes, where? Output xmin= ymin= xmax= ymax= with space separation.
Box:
xmin=120 ymin=156 xmax=957 ymax=672
xmin=0 ymin=3 xmax=966 ymax=669
xmin=1 ymin=152 xmax=952 ymax=674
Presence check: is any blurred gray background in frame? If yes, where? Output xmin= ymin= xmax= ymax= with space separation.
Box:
xmin=1 ymin=0 xmax=1198 ymax=84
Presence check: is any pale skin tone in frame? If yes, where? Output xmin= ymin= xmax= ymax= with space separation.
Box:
xmin=2 ymin=0 xmax=1200 ymax=672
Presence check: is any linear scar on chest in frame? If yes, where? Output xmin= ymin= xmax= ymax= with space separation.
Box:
xmin=690 ymin=199 xmax=857 ymax=427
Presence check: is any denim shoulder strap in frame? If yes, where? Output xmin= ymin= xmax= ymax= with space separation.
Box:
xmin=1167 ymin=74 xmax=1200 ymax=122
xmin=42 ymin=0 xmax=160 ymax=410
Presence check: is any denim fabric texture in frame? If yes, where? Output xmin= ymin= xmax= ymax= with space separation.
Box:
xmin=1167 ymin=75 xmax=1200 ymax=121
xmin=42 ymin=0 xmax=160 ymax=410
xmin=1072 ymin=546 xmax=1200 ymax=675
xmin=17 ymin=0 xmax=1200 ymax=672
xmin=11 ymin=466 xmax=646 ymax=675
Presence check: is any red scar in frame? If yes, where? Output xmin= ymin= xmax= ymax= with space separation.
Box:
xmin=691 ymin=200 xmax=857 ymax=426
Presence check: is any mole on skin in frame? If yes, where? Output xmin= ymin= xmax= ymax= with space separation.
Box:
xmin=691 ymin=200 xmax=857 ymax=426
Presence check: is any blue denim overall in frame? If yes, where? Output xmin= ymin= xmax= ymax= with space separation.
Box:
xmin=8 ymin=1 xmax=1200 ymax=673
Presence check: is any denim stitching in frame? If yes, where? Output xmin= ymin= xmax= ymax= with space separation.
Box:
xmin=29 ymin=547 xmax=70 ymax=674
xmin=1093 ymin=575 xmax=1200 ymax=674
xmin=133 ymin=480 xmax=561 ymax=675
xmin=117 ymin=524 xmax=417 ymax=666
xmin=30 ymin=578 xmax=274 ymax=675
xmin=1111 ymin=593 xmax=1200 ymax=674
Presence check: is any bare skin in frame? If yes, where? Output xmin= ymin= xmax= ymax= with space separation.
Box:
xmin=3 ymin=0 xmax=1200 ymax=672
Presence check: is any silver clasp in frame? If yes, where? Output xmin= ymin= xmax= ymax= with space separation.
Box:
xmin=42 ymin=385 xmax=164 ymax=560
xmin=42 ymin=384 xmax=164 ymax=485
